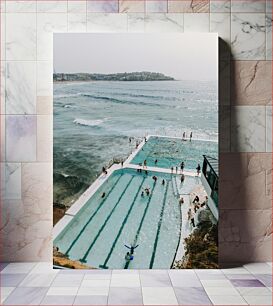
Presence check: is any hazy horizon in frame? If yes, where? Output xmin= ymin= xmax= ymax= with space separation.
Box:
xmin=54 ymin=33 xmax=218 ymax=82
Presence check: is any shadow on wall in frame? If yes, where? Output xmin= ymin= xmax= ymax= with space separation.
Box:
xmin=218 ymin=38 xmax=272 ymax=267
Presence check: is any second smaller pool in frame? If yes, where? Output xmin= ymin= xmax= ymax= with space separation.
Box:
xmin=130 ymin=136 xmax=218 ymax=170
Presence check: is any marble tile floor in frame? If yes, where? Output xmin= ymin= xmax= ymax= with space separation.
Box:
xmin=0 ymin=262 xmax=272 ymax=305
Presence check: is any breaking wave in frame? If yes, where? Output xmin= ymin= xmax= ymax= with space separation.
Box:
xmin=73 ymin=118 xmax=107 ymax=127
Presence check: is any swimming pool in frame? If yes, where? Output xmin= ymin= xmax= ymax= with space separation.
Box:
xmin=54 ymin=168 xmax=200 ymax=269
xmin=130 ymin=136 xmax=218 ymax=170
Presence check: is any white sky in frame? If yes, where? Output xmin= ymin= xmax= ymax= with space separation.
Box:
xmin=54 ymin=33 xmax=218 ymax=81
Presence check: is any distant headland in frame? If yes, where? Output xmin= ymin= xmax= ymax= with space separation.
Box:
xmin=53 ymin=72 xmax=175 ymax=82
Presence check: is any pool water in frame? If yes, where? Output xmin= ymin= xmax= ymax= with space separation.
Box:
xmin=54 ymin=168 xmax=187 ymax=269
xmin=130 ymin=136 xmax=218 ymax=170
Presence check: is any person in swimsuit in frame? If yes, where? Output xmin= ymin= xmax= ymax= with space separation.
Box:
xmin=125 ymin=244 xmax=139 ymax=255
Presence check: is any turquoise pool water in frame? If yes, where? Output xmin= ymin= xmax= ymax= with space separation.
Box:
xmin=130 ymin=136 xmax=218 ymax=170
xmin=54 ymin=168 xmax=185 ymax=269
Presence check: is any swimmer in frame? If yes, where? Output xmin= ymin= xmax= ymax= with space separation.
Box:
xmin=141 ymin=191 xmax=144 ymax=197
xmin=145 ymin=170 xmax=148 ymax=175
xmin=125 ymin=252 xmax=131 ymax=262
xmin=125 ymin=244 xmax=139 ymax=255
xmin=155 ymin=159 xmax=158 ymax=165
xmin=180 ymin=174 xmax=185 ymax=183
xmin=162 ymin=179 xmax=165 ymax=185
xmin=101 ymin=192 xmax=106 ymax=198
xmin=152 ymin=176 xmax=157 ymax=182
xmin=144 ymin=160 xmax=147 ymax=167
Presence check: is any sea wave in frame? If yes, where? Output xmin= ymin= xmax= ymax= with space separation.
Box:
xmin=82 ymin=94 xmax=173 ymax=108
xmin=73 ymin=118 xmax=107 ymax=127
xmin=55 ymin=93 xmax=82 ymax=99
xmin=117 ymin=92 xmax=176 ymax=101
xmin=63 ymin=104 xmax=76 ymax=108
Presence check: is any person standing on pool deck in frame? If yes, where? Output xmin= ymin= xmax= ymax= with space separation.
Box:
xmin=196 ymin=164 xmax=201 ymax=176
xmin=190 ymin=132 xmax=192 ymax=142
xmin=188 ymin=208 xmax=195 ymax=227
xmin=155 ymin=159 xmax=158 ymax=165
xmin=171 ymin=166 xmax=173 ymax=173
xmin=180 ymin=162 xmax=184 ymax=173
xmin=144 ymin=160 xmax=147 ymax=168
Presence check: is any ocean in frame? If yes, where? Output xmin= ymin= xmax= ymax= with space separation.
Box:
xmin=53 ymin=80 xmax=218 ymax=205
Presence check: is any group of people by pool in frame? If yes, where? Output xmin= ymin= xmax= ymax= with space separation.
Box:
xmin=178 ymin=194 xmax=208 ymax=228
xmin=182 ymin=131 xmax=193 ymax=142
xmin=170 ymin=161 xmax=201 ymax=176
xmin=138 ymin=158 xmax=201 ymax=178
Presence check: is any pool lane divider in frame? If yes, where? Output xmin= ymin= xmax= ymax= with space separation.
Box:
xmin=149 ymin=181 xmax=169 ymax=269
xmin=64 ymin=174 xmax=122 ymax=256
xmin=124 ymin=180 xmax=157 ymax=269
xmin=99 ymin=176 xmax=146 ymax=269
xmin=80 ymin=175 xmax=135 ymax=263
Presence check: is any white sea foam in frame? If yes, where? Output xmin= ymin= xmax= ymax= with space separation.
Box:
xmin=73 ymin=118 xmax=107 ymax=127
xmin=55 ymin=93 xmax=81 ymax=99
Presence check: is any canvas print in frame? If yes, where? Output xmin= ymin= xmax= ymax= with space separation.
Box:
xmin=53 ymin=33 xmax=218 ymax=269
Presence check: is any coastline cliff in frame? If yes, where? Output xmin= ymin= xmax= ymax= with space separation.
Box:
xmin=53 ymin=72 xmax=175 ymax=82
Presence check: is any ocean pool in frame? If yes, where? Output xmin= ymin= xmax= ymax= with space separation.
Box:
xmin=130 ymin=136 xmax=218 ymax=170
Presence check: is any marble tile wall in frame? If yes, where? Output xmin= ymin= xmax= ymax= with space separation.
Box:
xmin=0 ymin=0 xmax=272 ymax=264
